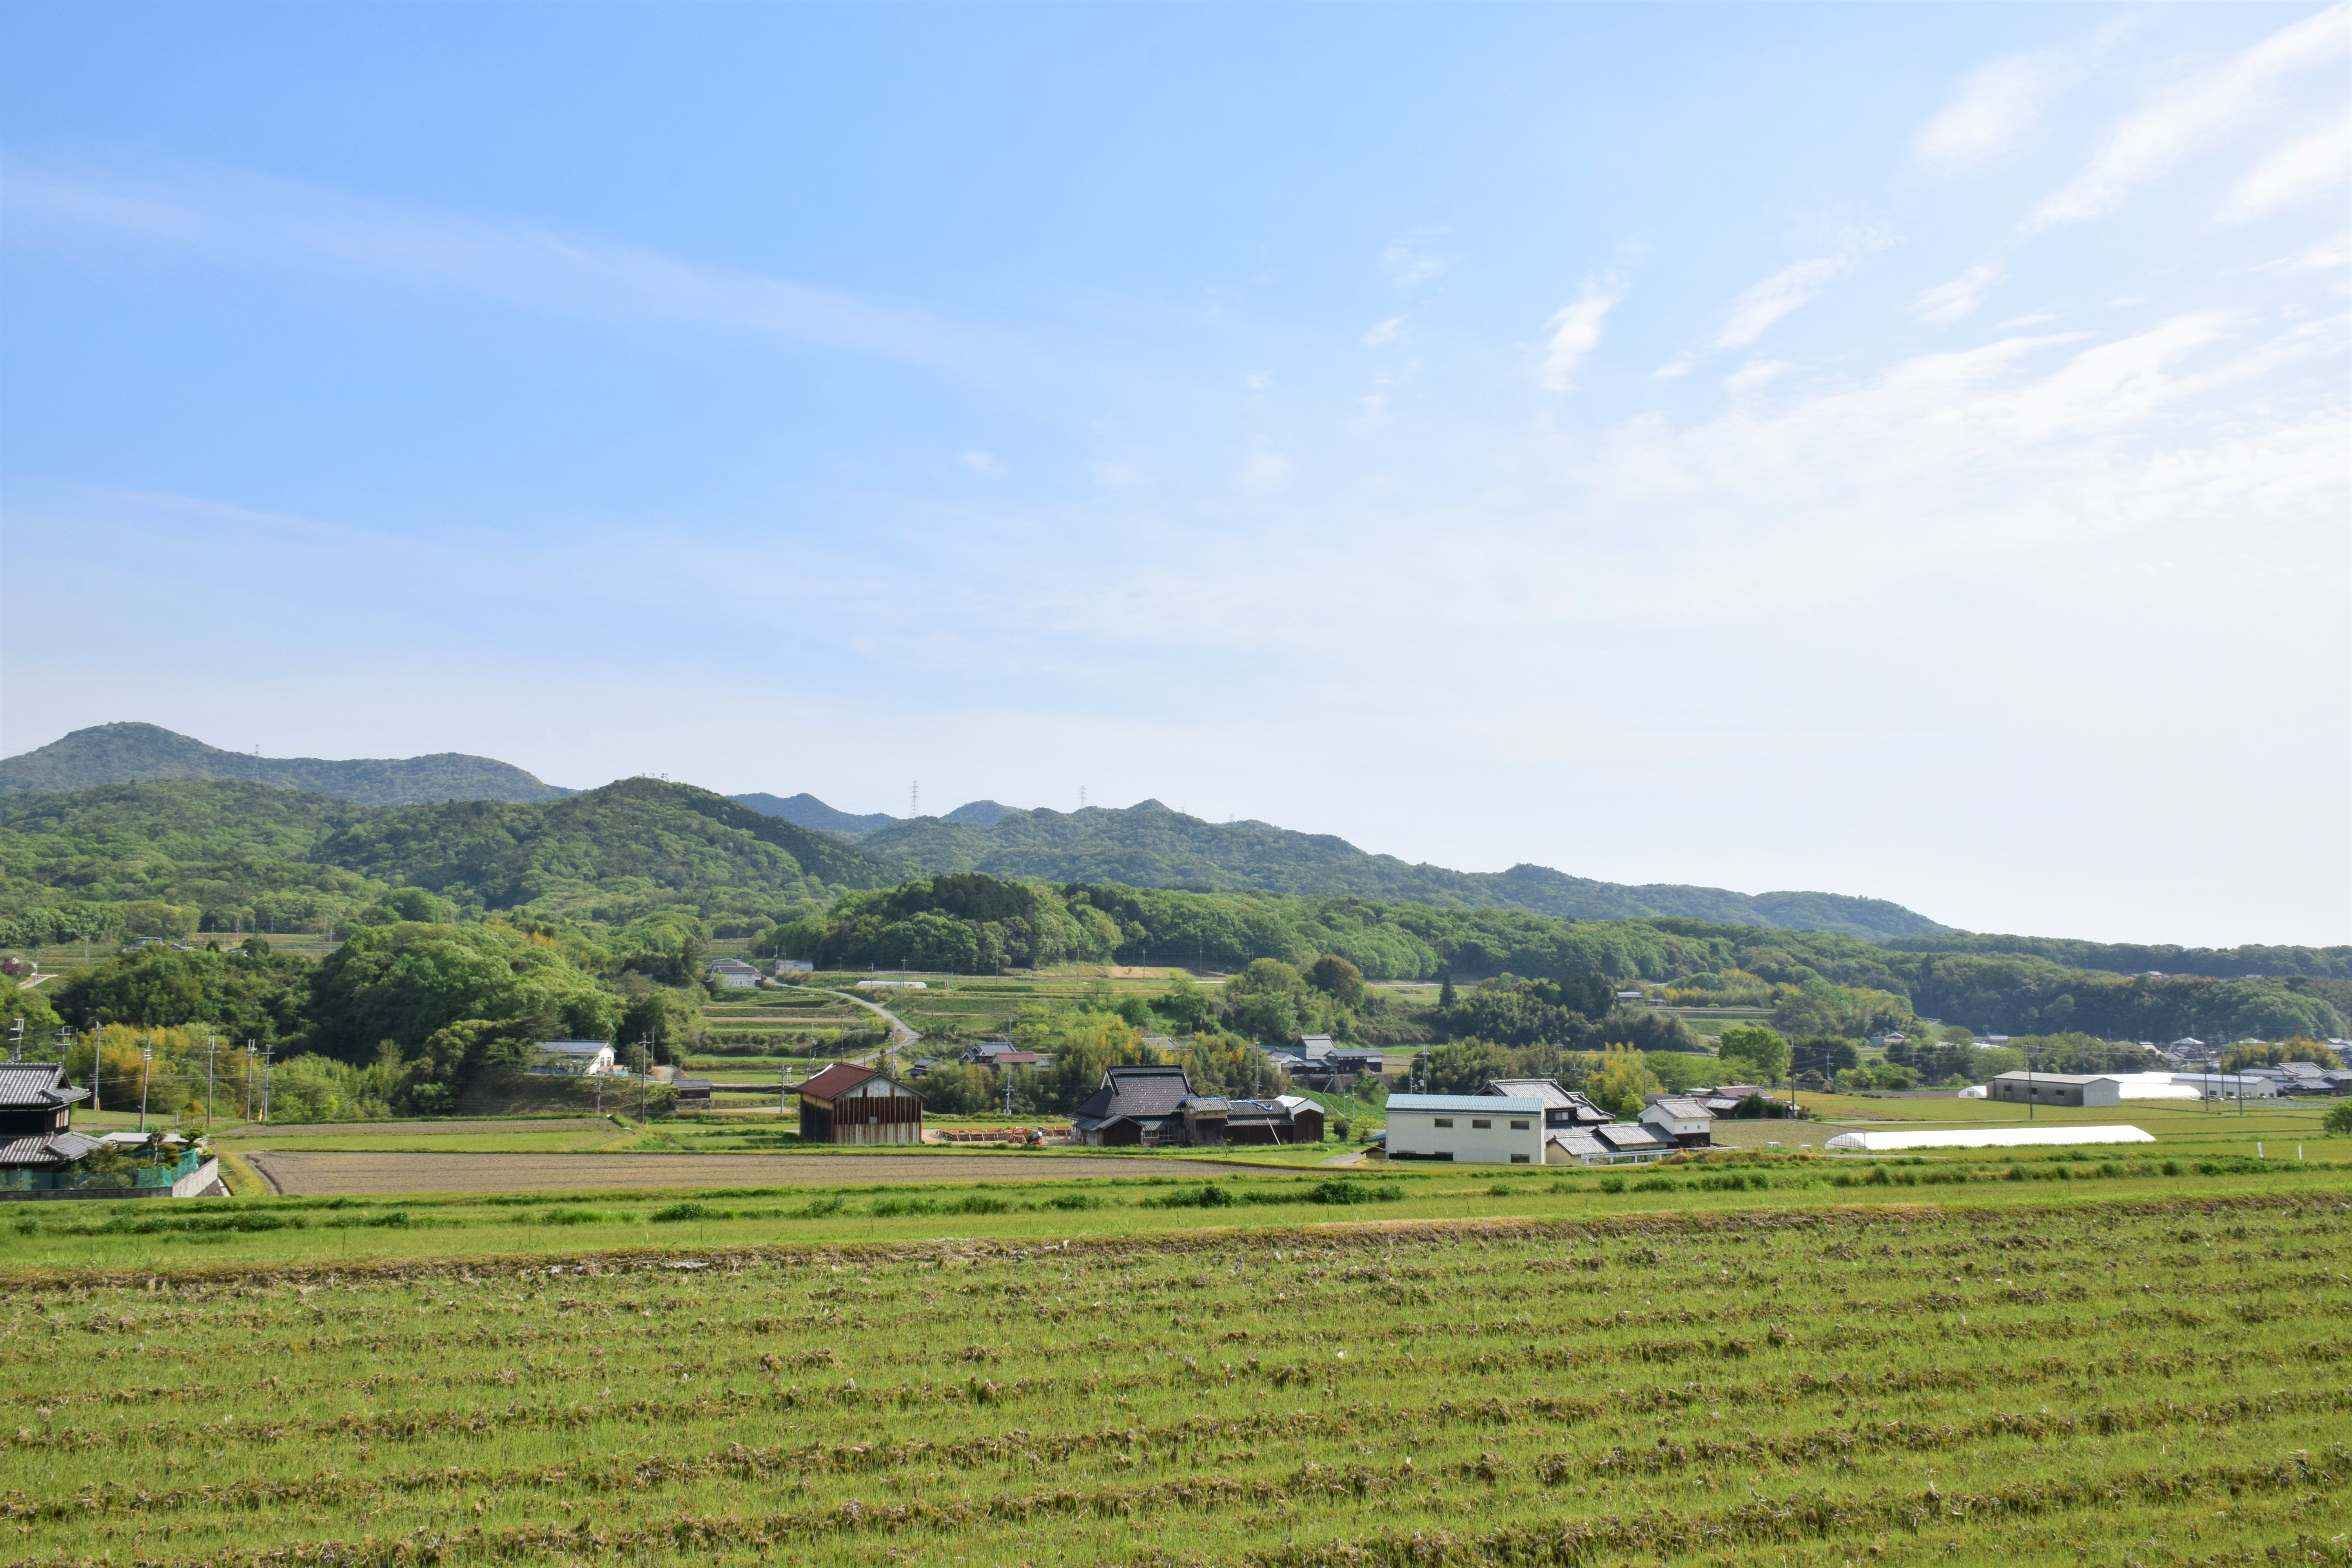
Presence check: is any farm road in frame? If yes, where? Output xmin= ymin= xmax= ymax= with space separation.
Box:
xmin=245 ymin=1150 xmax=1238 ymax=1196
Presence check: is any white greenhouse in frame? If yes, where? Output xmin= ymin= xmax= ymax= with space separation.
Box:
xmin=1823 ymin=1125 xmax=2158 ymax=1153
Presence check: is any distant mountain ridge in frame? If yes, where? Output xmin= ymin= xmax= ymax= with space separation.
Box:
xmin=4 ymin=727 xmax=1948 ymax=938
xmin=856 ymin=799 xmax=1952 ymax=940
xmin=730 ymin=792 xmax=1016 ymax=833
xmin=0 ymin=723 xmax=575 ymax=807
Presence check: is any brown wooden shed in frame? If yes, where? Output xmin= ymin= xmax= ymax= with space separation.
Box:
xmin=790 ymin=1064 xmax=925 ymax=1145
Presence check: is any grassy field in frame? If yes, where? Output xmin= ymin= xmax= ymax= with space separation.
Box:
xmin=3 ymin=1158 xmax=2347 ymax=1566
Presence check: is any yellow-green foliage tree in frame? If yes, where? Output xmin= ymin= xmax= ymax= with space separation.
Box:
xmin=1586 ymin=1044 xmax=1664 ymax=1118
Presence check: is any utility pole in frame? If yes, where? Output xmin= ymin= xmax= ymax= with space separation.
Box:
xmin=139 ymin=1043 xmax=153 ymax=1133
xmin=245 ymin=1042 xmax=257 ymax=1122
xmin=260 ymin=1044 xmax=274 ymax=1124
xmin=7 ymin=1019 xmax=20 ymax=1062
xmin=89 ymin=1020 xmax=102 ymax=1112
xmin=205 ymin=1037 xmax=218 ymax=1126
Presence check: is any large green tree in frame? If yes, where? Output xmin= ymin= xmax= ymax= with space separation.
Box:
xmin=306 ymin=922 xmax=618 ymax=1063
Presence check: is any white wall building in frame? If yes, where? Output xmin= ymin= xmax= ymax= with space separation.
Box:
xmin=535 ymin=1040 xmax=617 ymax=1076
xmin=1383 ymin=1093 xmax=1546 ymax=1165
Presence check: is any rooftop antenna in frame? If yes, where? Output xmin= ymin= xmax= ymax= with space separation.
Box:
xmin=911 ymin=780 xmax=919 ymax=817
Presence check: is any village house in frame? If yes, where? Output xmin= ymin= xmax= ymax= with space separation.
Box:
xmin=1070 ymin=1064 xmax=1320 ymax=1147
xmin=534 ymin=1040 xmax=618 ymax=1076
xmin=788 ymin=1063 xmax=925 ymax=1145
xmin=1479 ymin=1078 xmax=1612 ymax=1130
xmin=1639 ymin=1096 xmax=1715 ymax=1148
xmin=706 ymin=959 xmax=761 ymax=989
xmin=1 ymin=1064 xmax=222 ymax=1198
xmin=1383 ymin=1093 xmax=1548 ymax=1164
xmin=1543 ymin=1120 xmax=1675 ymax=1166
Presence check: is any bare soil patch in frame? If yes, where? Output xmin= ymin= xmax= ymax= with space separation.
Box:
xmin=244 ymin=1150 xmax=1240 ymax=1196
xmin=217 ymin=1118 xmax=615 ymax=1140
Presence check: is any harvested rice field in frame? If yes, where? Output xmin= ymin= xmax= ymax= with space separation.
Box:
xmin=243 ymin=1150 xmax=1243 ymax=1196
xmin=4 ymin=1185 xmax=2348 ymax=1566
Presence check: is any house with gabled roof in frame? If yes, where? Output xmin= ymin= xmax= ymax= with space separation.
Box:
xmin=1070 ymin=1064 xmax=1194 ymax=1146
xmin=1480 ymin=1078 xmax=1611 ymax=1130
xmin=787 ymin=1063 xmax=924 ymax=1145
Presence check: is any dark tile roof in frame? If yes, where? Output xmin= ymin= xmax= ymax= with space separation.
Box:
xmin=0 ymin=1130 xmax=104 ymax=1167
xmin=0 ymin=1063 xmax=89 ymax=1110
xmin=1071 ymin=1064 xmax=1194 ymax=1124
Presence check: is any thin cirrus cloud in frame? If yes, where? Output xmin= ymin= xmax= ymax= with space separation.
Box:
xmin=1911 ymin=263 xmax=2005 ymax=325
xmin=1713 ymin=250 xmax=1862 ymax=348
xmin=1362 ymin=314 xmax=1405 ymax=348
xmin=1915 ymin=46 xmax=2086 ymax=171
xmin=2033 ymin=3 xmax=2350 ymax=229
xmin=2219 ymin=116 xmax=2352 ymax=223
xmin=0 ymin=154 xmax=1007 ymax=377
xmin=1538 ymin=276 xmax=1624 ymax=390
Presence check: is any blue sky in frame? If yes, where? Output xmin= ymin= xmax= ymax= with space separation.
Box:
xmin=2 ymin=3 xmax=2345 ymax=946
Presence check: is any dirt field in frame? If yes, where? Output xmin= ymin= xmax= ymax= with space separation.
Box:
xmin=218 ymin=1118 xmax=616 ymax=1140
xmin=243 ymin=1150 xmax=1241 ymax=1196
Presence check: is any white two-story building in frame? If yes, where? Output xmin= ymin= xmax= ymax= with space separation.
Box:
xmin=1382 ymin=1093 xmax=1547 ymax=1164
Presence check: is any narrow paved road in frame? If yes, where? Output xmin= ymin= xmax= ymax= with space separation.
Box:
xmin=816 ymin=987 xmax=921 ymax=1062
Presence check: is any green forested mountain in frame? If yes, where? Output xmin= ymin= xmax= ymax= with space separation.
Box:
xmin=0 ymin=778 xmax=913 ymax=940
xmin=1881 ymin=931 xmax=2351 ymax=980
xmin=777 ymin=875 xmax=2351 ymax=1044
xmin=730 ymin=793 xmax=1016 ymax=832
xmin=730 ymin=792 xmax=900 ymax=834
xmin=856 ymin=800 xmax=1949 ymax=939
xmin=0 ymin=722 xmax=577 ymax=805
xmin=320 ymin=779 xmax=916 ymax=924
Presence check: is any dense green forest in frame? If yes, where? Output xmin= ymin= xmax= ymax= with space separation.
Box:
xmin=0 ymin=778 xmax=913 ymax=942
xmin=853 ymin=800 xmax=1950 ymax=939
xmin=775 ymin=875 xmax=2350 ymax=1044
xmin=1880 ymin=931 xmax=2350 ymax=979
xmin=0 ymin=722 xmax=575 ymax=804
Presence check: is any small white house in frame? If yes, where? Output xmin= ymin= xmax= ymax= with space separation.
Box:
xmin=1296 ymin=1034 xmax=1335 ymax=1062
xmin=536 ymin=1040 xmax=617 ymax=1076
xmin=1639 ymin=1096 xmax=1714 ymax=1147
xmin=707 ymin=959 xmax=761 ymax=989
xmin=773 ymin=958 xmax=815 ymax=976
xmin=1382 ymin=1093 xmax=1546 ymax=1165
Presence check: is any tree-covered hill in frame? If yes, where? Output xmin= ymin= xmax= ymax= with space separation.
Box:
xmin=320 ymin=779 xmax=917 ymax=924
xmin=855 ymin=799 xmax=1951 ymax=939
xmin=1880 ymin=930 xmax=2351 ymax=980
xmin=772 ymin=874 xmax=2350 ymax=1045
xmin=0 ymin=722 xmax=577 ymax=805
xmin=0 ymin=778 xmax=915 ymax=942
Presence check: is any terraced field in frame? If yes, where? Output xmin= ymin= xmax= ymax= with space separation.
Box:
xmin=5 ymin=1186 xmax=2348 ymax=1566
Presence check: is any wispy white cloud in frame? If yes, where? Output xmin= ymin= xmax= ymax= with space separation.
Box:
xmin=2033 ymin=4 xmax=2351 ymax=228
xmin=1723 ymin=359 xmax=1790 ymax=393
xmin=1997 ymin=310 xmax=2061 ymax=328
xmin=0 ymin=155 xmax=1001 ymax=375
xmin=1652 ymin=357 xmax=1693 ymax=379
xmin=1713 ymin=244 xmax=1877 ymax=348
xmin=1243 ymin=370 xmax=1273 ymax=391
xmin=2219 ymin=116 xmax=2352 ymax=223
xmin=1382 ymin=232 xmax=1457 ymax=293
xmin=1362 ymin=315 xmax=1405 ymax=348
xmin=1912 ymin=263 xmax=2005 ymax=325
xmin=1538 ymin=276 xmax=1624 ymax=390
xmin=960 ymin=450 xmax=1007 ymax=477
xmin=1916 ymin=46 xmax=2087 ymax=171
xmin=2257 ymin=235 xmax=2352 ymax=273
